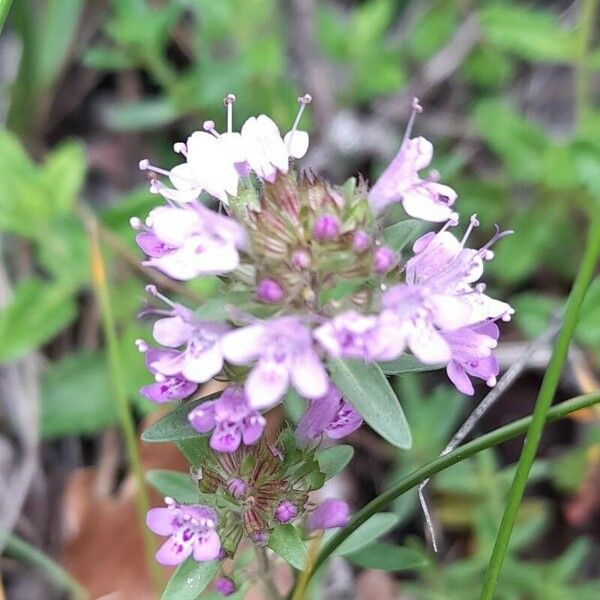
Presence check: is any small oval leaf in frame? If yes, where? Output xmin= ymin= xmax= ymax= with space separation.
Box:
xmin=141 ymin=393 xmax=220 ymax=443
xmin=333 ymin=513 xmax=399 ymax=556
xmin=379 ymin=354 xmax=444 ymax=375
xmin=146 ymin=469 xmax=198 ymax=504
xmin=161 ymin=558 xmax=219 ymax=600
xmin=316 ymin=445 xmax=354 ymax=480
xmin=268 ymin=524 xmax=308 ymax=570
xmin=345 ymin=541 xmax=426 ymax=571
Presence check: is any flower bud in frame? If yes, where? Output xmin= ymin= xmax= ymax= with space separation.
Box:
xmin=274 ymin=500 xmax=297 ymax=524
xmin=250 ymin=531 xmax=269 ymax=546
xmin=308 ymin=498 xmax=349 ymax=532
xmin=214 ymin=576 xmax=236 ymax=597
xmin=257 ymin=278 xmax=284 ymax=304
xmin=373 ymin=247 xmax=395 ymax=274
xmin=352 ymin=230 xmax=371 ymax=252
xmin=227 ymin=478 xmax=246 ymax=499
xmin=313 ymin=214 xmax=340 ymax=241
xmin=292 ymin=249 xmax=311 ymax=270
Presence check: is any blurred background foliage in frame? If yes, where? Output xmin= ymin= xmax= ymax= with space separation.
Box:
xmin=1 ymin=0 xmax=600 ymax=598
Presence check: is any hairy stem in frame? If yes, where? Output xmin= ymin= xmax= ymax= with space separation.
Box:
xmin=256 ymin=545 xmax=281 ymax=600
xmin=480 ymin=208 xmax=600 ymax=599
xmin=290 ymin=391 xmax=600 ymax=597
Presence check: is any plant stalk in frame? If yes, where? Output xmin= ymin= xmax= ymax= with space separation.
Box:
xmin=479 ymin=208 xmax=600 ymax=599
xmin=0 ymin=0 xmax=13 ymax=34
xmin=3 ymin=532 xmax=88 ymax=599
xmin=87 ymin=217 xmax=164 ymax=594
xmin=256 ymin=545 xmax=281 ymax=600
xmin=289 ymin=390 xmax=600 ymax=597
xmin=574 ymin=0 xmax=599 ymax=129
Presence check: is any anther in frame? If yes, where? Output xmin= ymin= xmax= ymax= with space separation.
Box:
xmin=223 ymin=93 xmax=236 ymax=133
xmin=203 ymin=120 xmax=220 ymax=138
xmin=173 ymin=142 xmax=187 ymax=156
xmin=287 ymin=92 xmax=312 ymax=150
xmin=139 ymin=159 xmax=172 ymax=178
xmin=129 ymin=216 xmax=142 ymax=230
xmin=135 ymin=339 xmax=148 ymax=352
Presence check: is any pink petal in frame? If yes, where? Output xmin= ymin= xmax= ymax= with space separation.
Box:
xmin=193 ymin=529 xmax=221 ymax=562
xmin=221 ymin=324 xmax=265 ymax=364
xmin=446 ymin=361 xmax=474 ymax=395
xmin=245 ymin=362 xmax=289 ymax=409
xmin=153 ymin=316 xmax=195 ymax=347
xmin=290 ymin=350 xmax=329 ymax=400
xmin=188 ymin=401 xmax=217 ymax=433
xmin=146 ymin=507 xmax=179 ymax=535
xmin=155 ymin=536 xmax=193 ymax=565
xmin=181 ymin=341 xmax=223 ymax=383
xmin=210 ymin=423 xmax=242 ymax=452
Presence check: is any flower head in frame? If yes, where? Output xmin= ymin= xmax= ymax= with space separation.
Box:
xmin=188 ymin=387 xmax=266 ymax=452
xmin=368 ymin=99 xmax=457 ymax=221
xmin=135 ymin=204 xmax=248 ymax=280
xmin=221 ymin=317 xmax=328 ymax=409
xmin=146 ymin=498 xmax=221 ymax=565
xmin=274 ymin=500 xmax=298 ymax=524
xmin=296 ymin=385 xmax=363 ymax=446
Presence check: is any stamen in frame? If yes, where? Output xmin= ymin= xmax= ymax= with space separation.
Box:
xmin=145 ymin=284 xmax=177 ymax=309
xmin=203 ymin=120 xmax=220 ymax=138
xmin=155 ymin=373 xmax=166 ymax=383
xmin=164 ymin=496 xmax=175 ymax=506
xmin=477 ymin=226 xmax=513 ymax=257
xmin=139 ymin=159 xmax=172 ymax=178
xmin=223 ymin=93 xmax=236 ymax=133
xmin=461 ymin=214 xmax=479 ymax=246
xmin=287 ymin=93 xmax=312 ymax=151
xmin=401 ymin=97 xmax=424 ymax=148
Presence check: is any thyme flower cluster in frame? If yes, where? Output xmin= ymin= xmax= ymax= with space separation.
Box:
xmin=135 ymin=94 xmax=513 ymax=574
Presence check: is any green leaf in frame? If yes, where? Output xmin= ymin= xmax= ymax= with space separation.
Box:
xmin=0 ymin=279 xmax=76 ymax=362
xmin=473 ymin=99 xmax=548 ymax=183
xmin=161 ymin=558 xmax=219 ymax=600
xmin=146 ymin=469 xmax=199 ymax=504
xmin=83 ymin=46 xmax=137 ymax=70
xmin=40 ymin=351 xmax=116 ymax=438
xmin=382 ymin=219 xmax=424 ymax=252
xmin=379 ymin=354 xmax=444 ymax=375
xmin=141 ymin=393 xmax=220 ymax=443
xmin=40 ymin=140 xmax=87 ymax=213
xmin=316 ymin=445 xmax=354 ymax=480
xmin=36 ymin=0 xmax=85 ymax=90
xmin=268 ymin=524 xmax=308 ymax=570
xmin=345 ymin=541 xmax=426 ymax=571
xmin=105 ymin=98 xmax=179 ymax=131
xmin=194 ymin=291 xmax=256 ymax=320
xmin=328 ymin=358 xmax=412 ymax=449
xmin=480 ymin=5 xmax=576 ymax=63
xmin=333 ymin=513 xmax=399 ymax=556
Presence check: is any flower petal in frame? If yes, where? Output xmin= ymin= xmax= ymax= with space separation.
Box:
xmin=193 ymin=529 xmax=221 ymax=562
xmin=245 ymin=361 xmax=289 ymax=409
xmin=155 ymin=536 xmax=193 ymax=565
xmin=290 ymin=350 xmax=328 ymax=399
xmin=221 ymin=324 xmax=265 ymax=364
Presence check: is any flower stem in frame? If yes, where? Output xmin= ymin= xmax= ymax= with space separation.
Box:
xmin=574 ymin=0 xmax=599 ymax=129
xmin=3 ymin=531 xmax=88 ymax=599
xmin=479 ymin=208 xmax=600 ymax=599
xmin=289 ymin=390 xmax=600 ymax=597
xmin=87 ymin=217 xmax=164 ymax=595
xmin=256 ymin=545 xmax=281 ymax=600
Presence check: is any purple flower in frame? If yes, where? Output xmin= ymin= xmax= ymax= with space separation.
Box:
xmin=368 ymin=100 xmax=457 ymax=221
xmin=135 ymin=203 xmax=247 ymax=280
xmin=146 ymin=498 xmax=221 ymax=565
xmin=257 ymin=278 xmax=285 ymax=304
xmin=308 ymin=498 xmax=350 ymax=532
xmin=240 ymin=112 xmax=309 ymax=182
xmin=250 ymin=531 xmax=269 ymax=545
xmin=214 ymin=576 xmax=236 ymax=597
xmin=291 ymin=249 xmax=311 ymax=270
xmin=274 ymin=500 xmax=298 ymax=524
xmin=442 ymin=322 xmax=500 ymax=395
xmin=296 ymin=385 xmax=363 ymax=446
xmin=373 ymin=246 xmax=395 ymax=274
xmin=151 ymin=314 xmax=229 ymax=384
xmin=188 ymin=387 xmax=266 ymax=452
xmin=221 ymin=317 xmax=329 ymax=409
xmin=139 ymin=348 xmax=198 ymax=404
xmin=314 ymin=310 xmax=405 ymax=362
xmin=313 ymin=214 xmax=340 ymax=241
